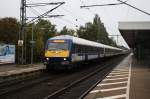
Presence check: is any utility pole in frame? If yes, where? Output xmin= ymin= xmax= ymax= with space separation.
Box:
xmin=19 ymin=0 xmax=26 ymax=64
xmin=19 ymin=0 xmax=65 ymax=65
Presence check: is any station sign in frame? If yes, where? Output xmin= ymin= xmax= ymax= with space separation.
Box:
xmin=30 ymin=40 xmax=36 ymax=47
xmin=30 ymin=40 xmax=36 ymax=44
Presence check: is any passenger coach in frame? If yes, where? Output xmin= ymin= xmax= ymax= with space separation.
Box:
xmin=43 ymin=35 xmax=123 ymax=69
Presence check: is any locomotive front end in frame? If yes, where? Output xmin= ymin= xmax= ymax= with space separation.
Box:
xmin=44 ymin=39 xmax=71 ymax=69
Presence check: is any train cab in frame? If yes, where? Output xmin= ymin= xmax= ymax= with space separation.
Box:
xmin=44 ymin=39 xmax=72 ymax=69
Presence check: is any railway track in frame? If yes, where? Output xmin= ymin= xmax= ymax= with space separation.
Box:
xmin=0 ymin=71 xmax=67 ymax=97
xmin=0 ymin=55 xmax=126 ymax=99
xmin=44 ymin=56 xmax=125 ymax=99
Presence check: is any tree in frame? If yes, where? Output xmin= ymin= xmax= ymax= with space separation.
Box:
xmin=59 ymin=26 xmax=76 ymax=36
xmin=0 ymin=17 xmax=19 ymax=44
xmin=34 ymin=19 xmax=57 ymax=61
xmin=77 ymin=14 xmax=117 ymax=47
xmin=25 ymin=19 xmax=57 ymax=62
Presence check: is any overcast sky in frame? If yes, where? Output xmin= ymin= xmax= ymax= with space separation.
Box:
xmin=0 ymin=0 xmax=150 ymax=47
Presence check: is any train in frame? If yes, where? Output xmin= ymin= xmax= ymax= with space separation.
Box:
xmin=43 ymin=35 xmax=126 ymax=70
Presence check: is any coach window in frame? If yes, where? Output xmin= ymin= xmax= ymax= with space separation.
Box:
xmin=74 ymin=44 xmax=78 ymax=53
xmin=77 ymin=45 xmax=80 ymax=53
xmin=84 ymin=46 xmax=86 ymax=53
xmin=75 ymin=44 xmax=78 ymax=53
xmin=78 ymin=45 xmax=81 ymax=53
xmin=86 ymin=46 xmax=89 ymax=53
xmin=81 ymin=45 xmax=83 ymax=53
xmin=82 ymin=45 xmax=85 ymax=53
xmin=88 ymin=46 xmax=92 ymax=53
xmin=72 ymin=44 xmax=75 ymax=53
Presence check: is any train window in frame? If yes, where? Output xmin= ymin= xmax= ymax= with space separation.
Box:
xmin=82 ymin=46 xmax=86 ymax=53
xmin=89 ymin=46 xmax=92 ymax=53
xmin=82 ymin=45 xmax=86 ymax=53
xmin=99 ymin=48 xmax=104 ymax=54
xmin=78 ymin=45 xmax=82 ymax=53
xmin=73 ymin=44 xmax=82 ymax=53
xmin=84 ymin=46 xmax=88 ymax=53
xmin=72 ymin=44 xmax=76 ymax=53
xmin=47 ymin=42 xmax=68 ymax=50
xmin=80 ymin=45 xmax=84 ymax=53
xmin=75 ymin=44 xmax=79 ymax=53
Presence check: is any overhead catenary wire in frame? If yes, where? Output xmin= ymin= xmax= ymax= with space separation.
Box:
xmin=80 ymin=0 xmax=128 ymax=8
xmin=27 ymin=0 xmax=79 ymax=30
xmin=27 ymin=6 xmax=64 ymax=19
xmin=80 ymin=0 xmax=96 ymax=15
xmin=19 ymin=0 xmax=66 ymax=65
xmin=61 ymin=6 xmax=88 ymax=23
xmin=26 ymin=2 xmax=65 ymax=7
xmin=30 ymin=4 xmax=78 ymax=27
xmin=28 ymin=0 xmax=84 ymax=24
xmin=79 ymin=0 xmax=126 ymax=46
xmin=27 ymin=0 xmax=66 ymax=24
xmin=27 ymin=15 xmax=64 ymax=19
xmin=27 ymin=0 xmax=56 ymax=16
xmin=80 ymin=0 xmax=150 ymax=16
xmin=28 ymin=4 xmax=78 ymax=28
xmin=27 ymin=1 xmax=67 ymax=32
xmin=117 ymin=0 xmax=150 ymax=16
xmin=27 ymin=7 xmax=42 ymax=18
xmin=26 ymin=1 xmax=65 ymax=23
xmin=27 ymin=0 xmax=89 ymax=29
xmin=27 ymin=0 xmax=44 ymax=22
xmin=55 ymin=7 xmax=88 ymax=28
xmin=27 ymin=0 xmax=43 ymax=15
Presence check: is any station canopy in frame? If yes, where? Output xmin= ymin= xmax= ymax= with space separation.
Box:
xmin=118 ymin=22 xmax=150 ymax=48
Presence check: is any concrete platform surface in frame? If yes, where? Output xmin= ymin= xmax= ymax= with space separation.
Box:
xmin=0 ymin=63 xmax=45 ymax=77
xmin=130 ymin=58 xmax=150 ymax=99
xmin=84 ymin=54 xmax=150 ymax=99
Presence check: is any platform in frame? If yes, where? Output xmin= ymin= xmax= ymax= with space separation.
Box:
xmin=84 ymin=54 xmax=150 ymax=99
xmin=0 ymin=63 xmax=45 ymax=77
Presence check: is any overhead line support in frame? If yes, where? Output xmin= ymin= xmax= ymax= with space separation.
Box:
xmin=28 ymin=2 xmax=65 ymax=23
xmin=26 ymin=2 xmax=65 ymax=7
xmin=19 ymin=0 xmax=65 ymax=64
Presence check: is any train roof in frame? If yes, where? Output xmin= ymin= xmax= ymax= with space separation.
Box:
xmin=48 ymin=35 xmax=122 ymax=51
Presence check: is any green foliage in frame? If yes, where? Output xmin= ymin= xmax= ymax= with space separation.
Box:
xmin=0 ymin=16 xmax=117 ymax=64
xmin=59 ymin=26 xmax=76 ymax=36
xmin=0 ymin=17 xmax=19 ymax=44
xmin=77 ymin=14 xmax=117 ymax=47
xmin=25 ymin=19 xmax=57 ymax=62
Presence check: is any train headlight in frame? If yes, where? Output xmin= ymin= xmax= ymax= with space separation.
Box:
xmin=64 ymin=58 xmax=67 ymax=60
xmin=46 ymin=58 xmax=49 ymax=61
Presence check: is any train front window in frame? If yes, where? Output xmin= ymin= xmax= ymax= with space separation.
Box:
xmin=47 ymin=42 xmax=68 ymax=51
